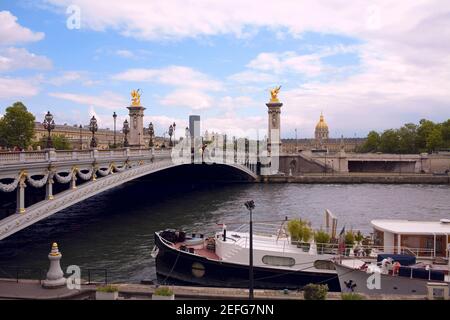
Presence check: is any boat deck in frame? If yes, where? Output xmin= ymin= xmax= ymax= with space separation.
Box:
xmin=172 ymin=242 xmax=220 ymax=261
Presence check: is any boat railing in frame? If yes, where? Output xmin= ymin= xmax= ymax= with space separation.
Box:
xmin=232 ymin=222 xmax=288 ymax=238
xmin=292 ymin=241 xmax=438 ymax=259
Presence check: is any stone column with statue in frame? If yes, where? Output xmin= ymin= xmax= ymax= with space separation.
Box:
xmin=266 ymin=86 xmax=283 ymax=154
xmin=127 ymin=89 xmax=146 ymax=148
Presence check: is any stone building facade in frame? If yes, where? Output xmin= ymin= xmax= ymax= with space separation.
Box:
xmin=282 ymin=113 xmax=366 ymax=153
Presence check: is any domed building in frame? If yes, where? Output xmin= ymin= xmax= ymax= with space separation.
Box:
xmin=315 ymin=112 xmax=329 ymax=146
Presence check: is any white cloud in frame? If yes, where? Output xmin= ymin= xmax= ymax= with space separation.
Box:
xmin=0 ymin=77 xmax=40 ymax=99
xmin=0 ymin=47 xmax=52 ymax=72
xmin=160 ymin=90 xmax=213 ymax=110
xmin=227 ymin=71 xmax=275 ymax=84
xmin=47 ymin=71 xmax=100 ymax=87
xmin=0 ymin=11 xmax=45 ymax=45
xmin=112 ymin=65 xmax=223 ymax=91
xmin=115 ymin=49 xmax=135 ymax=59
xmin=202 ymin=115 xmax=266 ymax=138
xmin=48 ymin=91 xmax=128 ymax=110
xmin=247 ymin=51 xmax=324 ymax=77
xmin=47 ymin=71 xmax=83 ymax=85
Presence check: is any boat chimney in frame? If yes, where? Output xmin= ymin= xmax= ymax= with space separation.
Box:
xmin=222 ymin=224 xmax=227 ymax=242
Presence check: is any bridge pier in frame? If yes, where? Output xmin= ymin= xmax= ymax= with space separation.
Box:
xmin=46 ymin=175 xmax=54 ymax=200
xmin=16 ymin=175 xmax=26 ymax=214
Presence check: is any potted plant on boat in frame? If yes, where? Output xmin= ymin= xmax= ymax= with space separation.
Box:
xmin=152 ymin=286 xmax=175 ymax=300
xmin=96 ymin=285 xmax=119 ymax=300
xmin=288 ymin=219 xmax=312 ymax=251
xmin=314 ymin=230 xmax=331 ymax=254
xmin=344 ymin=231 xmax=355 ymax=256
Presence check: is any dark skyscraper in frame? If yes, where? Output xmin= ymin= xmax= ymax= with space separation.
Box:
xmin=189 ymin=115 xmax=200 ymax=138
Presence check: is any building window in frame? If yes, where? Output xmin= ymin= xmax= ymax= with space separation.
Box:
xmin=314 ymin=260 xmax=335 ymax=270
xmin=262 ymin=255 xmax=295 ymax=267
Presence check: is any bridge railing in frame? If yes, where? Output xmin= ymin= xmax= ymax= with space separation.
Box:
xmin=0 ymin=148 xmax=163 ymax=165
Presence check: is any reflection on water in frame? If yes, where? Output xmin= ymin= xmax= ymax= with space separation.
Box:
xmin=0 ymin=182 xmax=449 ymax=283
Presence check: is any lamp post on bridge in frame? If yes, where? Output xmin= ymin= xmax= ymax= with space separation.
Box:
xmin=123 ymin=119 xmax=130 ymax=147
xmin=89 ymin=116 xmax=98 ymax=148
xmin=43 ymin=111 xmax=55 ymax=149
xmin=112 ymin=112 xmax=117 ymax=149
xmin=168 ymin=124 xmax=174 ymax=147
xmin=173 ymin=122 xmax=176 ymax=145
xmin=244 ymin=200 xmax=255 ymax=300
xmin=295 ymin=128 xmax=298 ymax=154
xmin=79 ymin=124 xmax=83 ymax=150
xmin=148 ymin=122 xmax=154 ymax=148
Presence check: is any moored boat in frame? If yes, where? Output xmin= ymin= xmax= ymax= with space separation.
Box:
xmin=334 ymin=219 xmax=450 ymax=296
xmin=153 ymin=220 xmax=342 ymax=291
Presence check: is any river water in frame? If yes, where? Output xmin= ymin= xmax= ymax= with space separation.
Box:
xmin=0 ymin=182 xmax=449 ymax=283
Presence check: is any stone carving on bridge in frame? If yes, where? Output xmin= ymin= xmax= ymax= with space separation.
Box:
xmin=131 ymin=89 xmax=141 ymax=106
xmin=0 ymin=172 xmax=22 ymax=192
xmin=26 ymin=172 xmax=49 ymax=188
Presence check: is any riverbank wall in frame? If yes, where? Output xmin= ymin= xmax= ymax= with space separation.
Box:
xmin=259 ymin=173 xmax=450 ymax=184
xmin=0 ymin=279 xmax=428 ymax=300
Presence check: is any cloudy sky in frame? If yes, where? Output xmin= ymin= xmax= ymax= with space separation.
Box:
xmin=0 ymin=1 xmax=449 ymax=138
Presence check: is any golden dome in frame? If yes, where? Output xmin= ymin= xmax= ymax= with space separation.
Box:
xmin=315 ymin=112 xmax=328 ymax=130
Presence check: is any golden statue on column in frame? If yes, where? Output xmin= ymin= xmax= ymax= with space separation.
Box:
xmin=131 ymin=89 xmax=141 ymax=106
xmin=270 ymin=85 xmax=281 ymax=103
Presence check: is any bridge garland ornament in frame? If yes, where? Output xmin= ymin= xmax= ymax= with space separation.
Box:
xmin=26 ymin=172 xmax=49 ymax=188
xmin=76 ymin=168 xmax=94 ymax=181
xmin=54 ymin=170 xmax=74 ymax=184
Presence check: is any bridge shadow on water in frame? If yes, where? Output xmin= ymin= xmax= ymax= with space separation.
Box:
xmin=0 ymin=164 xmax=254 ymax=282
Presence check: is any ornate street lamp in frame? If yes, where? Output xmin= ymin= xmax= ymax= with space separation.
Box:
xmin=43 ymin=111 xmax=55 ymax=149
xmin=79 ymin=124 xmax=83 ymax=150
xmin=244 ymin=200 xmax=255 ymax=300
xmin=168 ymin=124 xmax=174 ymax=147
xmin=89 ymin=116 xmax=98 ymax=148
xmin=123 ymin=119 xmax=130 ymax=147
xmin=148 ymin=122 xmax=154 ymax=148
xmin=113 ymin=112 xmax=117 ymax=148
xmin=172 ymin=122 xmax=176 ymax=144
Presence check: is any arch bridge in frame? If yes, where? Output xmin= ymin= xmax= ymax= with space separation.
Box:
xmin=0 ymin=148 xmax=258 ymax=240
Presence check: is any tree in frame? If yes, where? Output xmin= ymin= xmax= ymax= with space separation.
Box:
xmin=426 ymin=126 xmax=444 ymax=152
xmin=379 ymin=129 xmax=400 ymax=153
xmin=0 ymin=102 xmax=35 ymax=149
xmin=359 ymin=131 xmax=380 ymax=152
xmin=417 ymin=119 xmax=436 ymax=152
xmin=441 ymin=119 xmax=450 ymax=147
xmin=52 ymin=135 xmax=71 ymax=150
xmin=397 ymin=123 xmax=418 ymax=154
xmin=35 ymin=134 xmax=72 ymax=150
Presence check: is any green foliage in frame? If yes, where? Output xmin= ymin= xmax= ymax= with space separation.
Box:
xmin=287 ymin=219 xmax=312 ymax=242
xmin=154 ymin=286 xmax=174 ymax=296
xmin=35 ymin=134 xmax=72 ymax=150
xmin=341 ymin=293 xmax=365 ymax=300
xmin=426 ymin=126 xmax=444 ymax=152
xmin=379 ymin=129 xmax=400 ymax=153
xmin=314 ymin=230 xmax=331 ymax=244
xmin=97 ymin=285 xmax=118 ymax=293
xmin=0 ymin=102 xmax=35 ymax=149
xmin=359 ymin=131 xmax=380 ymax=152
xmin=358 ymin=118 xmax=450 ymax=154
xmin=354 ymin=230 xmax=364 ymax=243
xmin=303 ymin=284 xmax=328 ymax=300
xmin=344 ymin=231 xmax=355 ymax=246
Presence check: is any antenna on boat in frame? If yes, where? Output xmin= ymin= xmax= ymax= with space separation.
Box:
xmin=244 ymin=200 xmax=255 ymax=300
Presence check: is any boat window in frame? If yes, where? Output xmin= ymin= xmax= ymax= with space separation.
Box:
xmin=314 ymin=260 xmax=336 ymax=270
xmin=262 ymin=255 xmax=295 ymax=267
